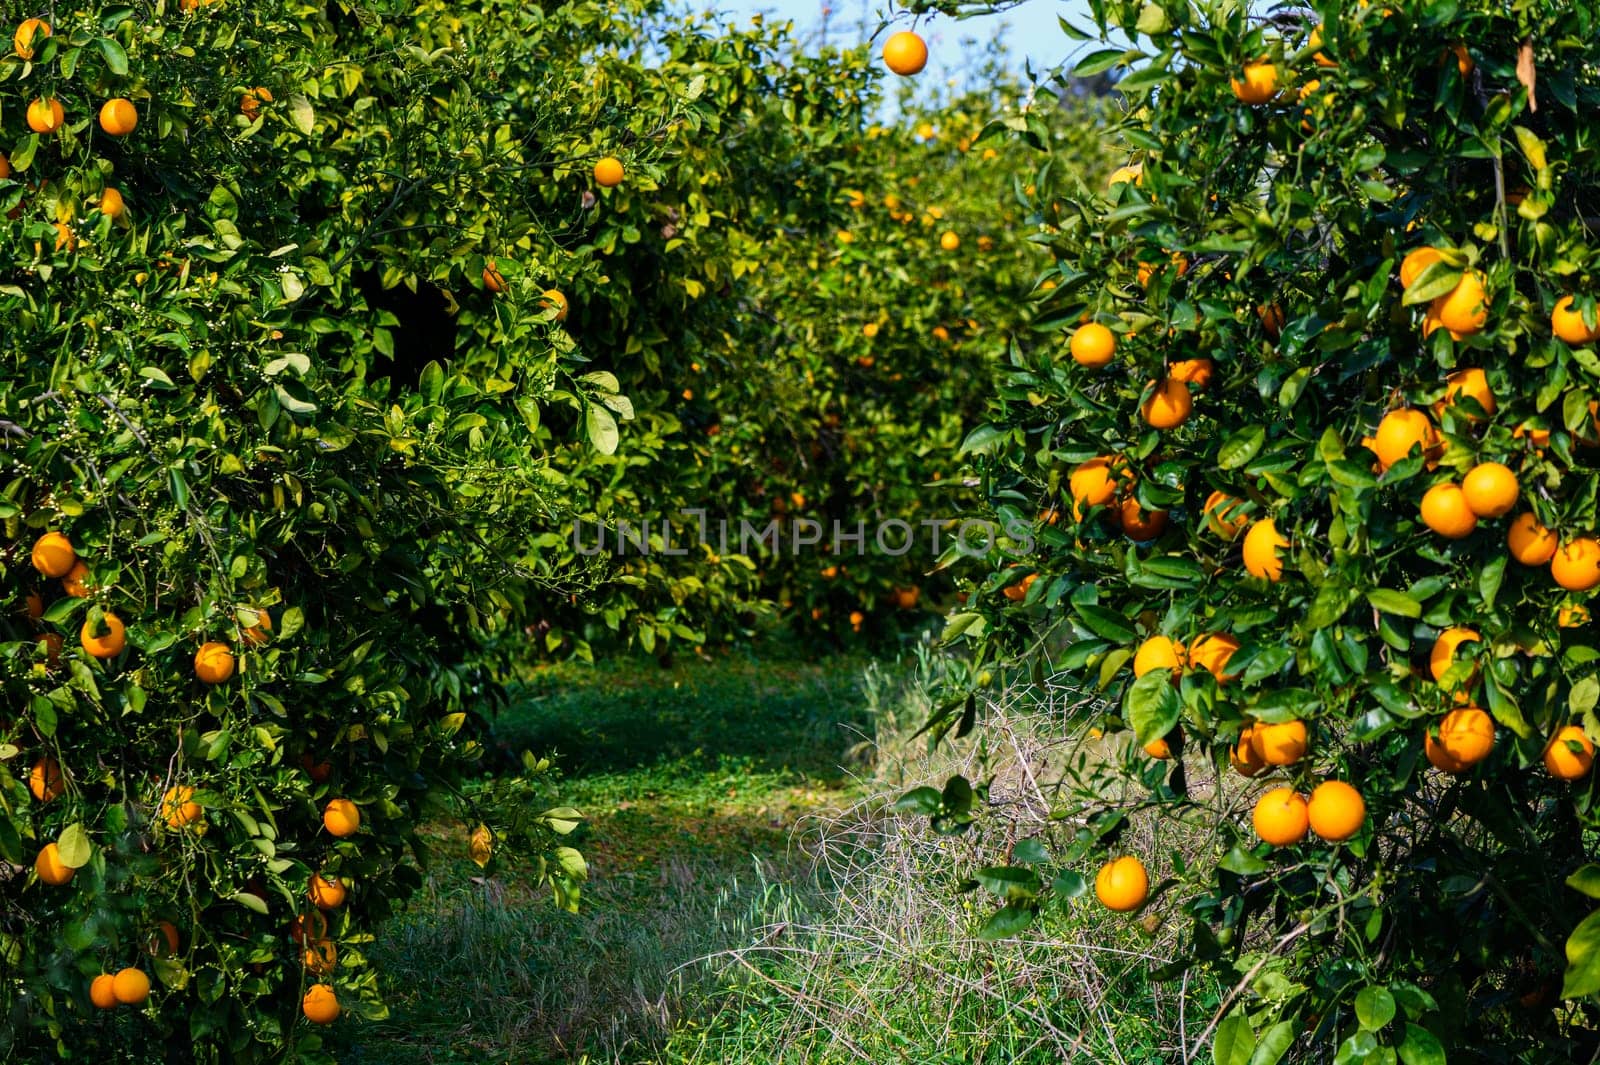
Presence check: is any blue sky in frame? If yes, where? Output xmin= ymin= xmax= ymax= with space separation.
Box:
xmin=715 ymin=0 xmax=1102 ymax=77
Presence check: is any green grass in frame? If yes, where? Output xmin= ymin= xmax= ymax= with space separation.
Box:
xmin=339 ymin=648 xmax=884 ymax=1065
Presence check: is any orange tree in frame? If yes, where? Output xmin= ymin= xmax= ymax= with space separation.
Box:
xmin=916 ymin=0 xmax=1600 ymax=1059
xmin=0 ymin=0 xmax=856 ymax=1059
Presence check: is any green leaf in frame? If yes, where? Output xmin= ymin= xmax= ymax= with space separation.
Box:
xmin=1073 ymin=48 xmax=1131 ymax=77
xmin=975 ymin=865 xmax=1041 ymax=898
xmin=1354 ymin=985 xmax=1396 ymax=1030
xmin=894 ymin=786 xmax=941 ymax=815
xmin=1074 ymin=603 xmax=1136 ymax=643
xmin=1397 ymin=1024 xmax=1447 ymax=1065
xmin=1218 ymin=425 xmax=1265 ymax=470
xmin=1249 ymin=1021 xmax=1296 ymax=1065
xmin=586 ymin=405 xmax=619 ymax=454
xmin=94 ymin=37 xmax=129 ymax=75
xmin=1366 ymin=589 xmax=1421 ymax=618
xmin=56 ymin=824 xmax=92 ymax=869
xmin=1564 ymin=908 xmax=1600 ymax=998
xmin=1572 ymin=676 xmax=1600 ymax=718
xmin=1213 ymin=1011 xmax=1255 ymax=1065
xmin=976 ymin=902 xmax=1035 ymax=941
xmin=288 ymin=94 xmax=316 ymax=135
xmin=1124 ymin=671 xmax=1180 ymax=746
xmin=1568 ymin=865 xmax=1600 ymax=899
xmin=278 ymin=606 xmax=305 ymax=641
xmin=231 ymin=892 xmax=269 ymax=914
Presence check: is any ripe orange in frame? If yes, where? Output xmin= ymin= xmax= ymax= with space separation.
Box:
xmin=1230 ymin=60 xmax=1279 ymax=104
xmin=1420 ymin=482 xmax=1476 ymax=539
xmin=1461 ymin=462 xmax=1518 ymax=518
xmin=1552 ymin=538 xmax=1600 ymax=592
xmin=302 ymin=984 xmax=341 ymax=1025
xmin=29 ymin=756 xmax=64 ymax=802
xmin=80 ymin=613 xmax=127 ymax=659
xmin=241 ymin=609 xmax=273 ymax=646
xmin=112 ymin=968 xmax=150 ymax=1005
xmin=1430 ymin=707 xmax=1495 ymax=770
xmin=1444 ymin=41 xmax=1473 ymax=76
xmin=89 ymin=974 xmax=118 ymax=1010
xmin=27 ymin=97 xmax=64 ymax=134
xmin=1136 ymin=252 xmax=1188 ymax=287
xmin=35 ymin=842 xmax=74 ymax=885
xmin=482 ymin=260 xmax=508 ymax=294
xmin=1132 ymin=635 xmax=1184 ymax=678
xmin=1252 ymin=719 xmax=1308 ymax=766
xmin=1115 ymin=498 xmax=1168 ymax=541
xmin=1439 ymin=367 xmax=1495 ymax=419
xmin=1231 ymin=727 xmax=1268 ymax=777
xmin=1141 ymin=377 xmax=1192 ymax=429
xmin=593 ymin=156 xmax=625 ymax=187
xmin=882 ymin=30 xmax=928 ymax=76
xmin=1306 ymin=24 xmax=1337 ymax=67
xmin=31 ymin=532 xmax=76 ymax=577
xmin=939 ymin=230 xmax=960 ymax=251
xmin=289 ymin=910 xmax=330 ymax=945
xmin=194 ymin=641 xmax=236 ymax=684
xmin=1399 ymin=246 xmax=1443 ymax=289
xmin=1258 ymin=303 xmax=1286 ymax=339
xmin=1559 ymin=603 xmax=1591 ymax=628
xmin=1242 ymin=517 xmax=1288 ymax=581
xmin=1553 ymin=296 xmax=1600 ymax=345
xmin=1001 ymin=572 xmax=1037 ymax=602
xmin=1252 ymin=788 xmax=1309 ymax=846
xmin=98 ymin=187 xmax=126 ymax=219
xmin=540 ymin=289 xmax=569 ymax=322
xmin=1373 ymin=408 xmax=1437 ymax=470
xmin=1188 ymin=633 xmax=1239 ymax=682
xmin=161 ymin=785 xmax=203 ymax=829
xmin=239 ymin=87 xmax=274 ymax=117
xmin=1068 ymin=456 xmax=1126 ymax=512
xmin=99 ymin=98 xmax=138 ymax=137
xmin=1307 ymin=781 xmax=1366 ymax=842
xmin=304 ymin=938 xmax=338 ymax=975
xmin=1544 ymin=725 xmax=1595 ymax=780
xmin=148 ymin=921 xmax=180 ymax=957
xmin=13 ymin=18 xmax=49 ymax=59
xmin=1506 ymin=513 xmax=1558 ymax=565
xmin=1069 ymin=323 xmax=1115 ymax=367
xmin=323 ymin=797 xmax=361 ymax=837
xmin=309 ymin=874 xmax=347 ymax=910
xmin=1429 ymin=627 xmax=1479 ymax=686
xmin=1143 ymin=730 xmax=1177 ymax=759
xmin=1168 ymin=357 xmax=1214 ymax=388
xmin=1433 ymin=270 xmax=1488 ymax=336
xmin=301 ymin=752 xmax=334 ymax=783
xmin=36 ymin=632 xmax=62 ymax=669
xmin=1203 ymin=490 xmax=1249 ymax=539
xmin=1093 ymin=855 xmax=1149 ymax=912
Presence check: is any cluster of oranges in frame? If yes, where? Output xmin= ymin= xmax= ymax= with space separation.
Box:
xmin=16 ymin=528 xmax=359 ymax=1024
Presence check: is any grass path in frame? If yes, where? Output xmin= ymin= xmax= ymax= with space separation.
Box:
xmin=340 ymin=650 xmax=882 ymax=1064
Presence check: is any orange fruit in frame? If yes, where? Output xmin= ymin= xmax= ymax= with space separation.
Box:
xmin=882 ymin=30 xmax=928 ymax=76
xmin=161 ymin=785 xmax=203 ymax=829
xmin=1552 ymin=538 xmax=1600 ymax=592
xmin=89 ymin=974 xmax=118 ymax=1010
xmin=323 ymin=797 xmax=361 ymax=837
xmin=593 ymin=156 xmax=625 ymax=187
xmin=482 ymin=260 xmax=508 ymax=294
xmin=148 ymin=921 xmax=180 ymax=957
xmin=1093 ymin=855 xmax=1149 ymax=912
xmin=1203 ymin=490 xmax=1249 ymax=539
xmin=1307 ymin=24 xmax=1337 ymax=67
xmin=194 ymin=641 xmax=236 ymax=684
xmin=112 ymin=968 xmax=149 ymax=1005
xmin=1506 ymin=513 xmax=1558 ymax=565
xmin=1188 ymin=633 xmax=1240 ymax=682
xmin=29 ymin=756 xmax=64 ymax=802
xmin=239 ymin=86 xmax=274 ymax=117
xmin=1068 ymin=456 xmax=1126 ymax=512
xmin=1514 ymin=421 xmax=1551 ymax=453
xmin=1258 ymin=303 xmax=1286 ymax=339
xmin=1140 ymin=377 xmax=1192 ymax=429
xmin=1001 ymin=572 xmax=1037 ymax=602
xmin=1545 ymin=726 xmax=1596 ymax=780
xmin=301 ymin=752 xmax=333 ymax=783
xmin=1420 ymin=482 xmax=1476 ymax=539
xmin=1373 ymin=408 xmax=1437 ymax=470
xmin=31 ymin=532 xmax=76 ymax=577
xmin=1231 ymin=727 xmax=1268 ymax=777
xmin=1307 ymin=781 xmax=1366 ymax=841
xmin=24 ymin=591 xmax=42 ymax=620
xmin=540 ymin=289 xmax=569 ymax=322
xmin=302 ymin=984 xmax=341 ymax=1025
xmin=304 ymin=938 xmax=338 ymax=975
xmin=98 ymin=187 xmax=126 ymax=219
xmin=1559 ymin=603 xmax=1591 ymax=628
xmin=1143 ymin=730 xmax=1177 ymax=759
xmin=938 ymin=230 xmax=960 ymax=252
xmin=309 ymin=874 xmax=347 ymax=910
xmin=1444 ymin=41 xmax=1473 ymax=76
xmin=1252 ymin=719 xmax=1309 ymax=766
xmin=1432 ymin=270 xmax=1488 ymax=336
xmin=1553 ymin=296 xmax=1600 ymax=345
xmin=1429 ymin=626 xmax=1480 ymax=686
xmin=14 ymin=18 xmax=49 ymax=59
xmin=1168 ymin=357 xmax=1214 ymax=388
xmin=36 ymin=632 xmax=62 ymax=669
xmin=80 ymin=613 xmax=127 ymax=659
xmin=98 ymin=98 xmax=138 ymax=137
xmin=1069 ymin=323 xmax=1115 ymax=367
xmin=1132 ymin=635 xmax=1184 ymax=678
xmin=1431 ymin=707 xmax=1495 ymax=770
xmin=1136 ymin=252 xmax=1188 ymax=287
xmin=27 ymin=97 xmax=64 ymax=134
xmin=1439 ymin=367 xmax=1495 ymax=420
xmin=289 ymin=910 xmax=330 ymax=945
xmin=35 ymin=842 xmax=73 ymax=886
xmin=1242 ymin=517 xmax=1289 ymax=581
xmin=241 ymin=609 xmax=273 ymax=645
xmin=1116 ymin=498 xmax=1168 ymax=541
xmin=1107 ymin=164 xmax=1143 ymax=188
xmin=1252 ymin=787 xmax=1309 ymax=846
xmin=1230 ymin=60 xmax=1280 ymax=104
xmin=1461 ymin=462 xmax=1518 ymax=518
xmin=1399 ymin=246 xmax=1443 ymax=290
